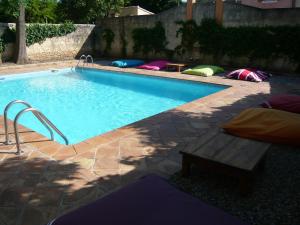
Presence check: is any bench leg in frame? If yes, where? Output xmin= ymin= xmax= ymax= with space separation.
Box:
xmin=181 ymin=155 xmax=191 ymax=177
xmin=239 ymin=175 xmax=254 ymax=196
xmin=258 ymin=155 xmax=267 ymax=172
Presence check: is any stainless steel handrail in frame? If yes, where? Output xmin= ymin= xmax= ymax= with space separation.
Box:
xmin=86 ymin=55 xmax=94 ymax=67
xmin=76 ymin=54 xmax=93 ymax=69
xmin=76 ymin=54 xmax=87 ymax=67
xmin=3 ymin=100 xmax=54 ymax=144
xmin=14 ymin=108 xmax=69 ymax=155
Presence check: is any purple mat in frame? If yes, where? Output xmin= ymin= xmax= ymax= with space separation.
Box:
xmin=49 ymin=175 xmax=248 ymax=225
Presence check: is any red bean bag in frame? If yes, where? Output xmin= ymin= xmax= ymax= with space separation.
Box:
xmin=262 ymin=94 xmax=300 ymax=114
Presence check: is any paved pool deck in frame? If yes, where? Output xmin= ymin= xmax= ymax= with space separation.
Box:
xmin=0 ymin=60 xmax=299 ymax=225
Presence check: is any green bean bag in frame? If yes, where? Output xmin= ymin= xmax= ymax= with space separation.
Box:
xmin=182 ymin=65 xmax=224 ymax=77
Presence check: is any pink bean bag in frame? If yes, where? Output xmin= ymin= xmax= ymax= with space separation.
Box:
xmin=262 ymin=94 xmax=300 ymax=114
xmin=137 ymin=60 xmax=170 ymax=71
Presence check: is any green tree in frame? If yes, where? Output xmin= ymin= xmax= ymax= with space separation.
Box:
xmin=0 ymin=0 xmax=19 ymax=22
xmin=0 ymin=0 xmax=28 ymax=64
xmin=127 ymin=0 xmax=182 ymax=13
xmin=57 ymin=0 xmax=130 ymax=23
xmin=26 ymin=0 xmax=57 ymax=23
xmin=0 ymin=0 xmax=58 ymax=23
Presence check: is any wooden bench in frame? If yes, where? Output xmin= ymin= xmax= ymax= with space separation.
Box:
xmin=166 ymin=63 xmax=187 ymax=72
xmin=180 ymin=130 xmax=270 ymax=195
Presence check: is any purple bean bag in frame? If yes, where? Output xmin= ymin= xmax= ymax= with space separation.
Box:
xmin=226 ymin=69 xmax=271 ymax=82
xmin=262 ymin=94 xmax=300 ymax=114
xmin=49 ymin=175 xmax=249 ymax=225
xmin=137 ymin=60 xmax=170 ymax=71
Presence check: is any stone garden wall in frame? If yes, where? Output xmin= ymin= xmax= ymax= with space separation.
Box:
xmin=97 ymin=2 xmax=300 ymax=72
xmin=0 ymin=23 xmax=100 ymax=62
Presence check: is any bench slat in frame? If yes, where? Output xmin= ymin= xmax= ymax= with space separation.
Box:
xmin=181 ymin=132 xmax=270 ymax=172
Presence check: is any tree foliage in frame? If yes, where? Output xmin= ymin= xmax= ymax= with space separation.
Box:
xmin=0 ymin=0 xmax=20 ymax=21
xmin=0 ymin=0 xmax=57 ymax=23
xmin=176 ymin=19 xmax=300 ymax=63
xmin=132 ymin=22 xmax=168 ymax=56
xmin=0 ymin=0 xmax=182 ymax=24
xmin=57 ymin=0 xmax=130 ymax=23
xmin=26 ymin=0 xmax=57 ymax=23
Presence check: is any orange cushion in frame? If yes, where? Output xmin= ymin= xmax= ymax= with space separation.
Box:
xmin=222 ymin=108 xmax=300 ymax=146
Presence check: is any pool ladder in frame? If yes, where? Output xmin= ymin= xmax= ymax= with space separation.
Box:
xmin=3 ymin=100 xmax=69 ymax=155
xmin=76 ymin=54 xmax=94 ymax=68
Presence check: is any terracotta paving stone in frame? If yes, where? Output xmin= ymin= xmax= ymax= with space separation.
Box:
xmin=95 ymin=142 xmax=120 ymax=159
xmin=119 ymin=138 xmax=147 ymax=159
xmin=18 ymin=130 xmax=49 ymax=143
xmin=28 ymin=188 xmax=63 ymax=207
xmin=0 ymin=61 xmax=299 ymax=225
xmin=72 ymin=141 xmax=96 ymax=155
xmin=26 ymin=150 xmax=52 ymax=161
xmin=119 ymin=157 xmax=147 ymax=172
xmin=37 ymin=171 xmax=72 ymax=189
xmin=0 ymin=187 xmax=32 ymax=207
xmin=31 ymin=141 xmax=62 ymax=156
xmin=69 ymin=156 xmax=95 ymax=170
xmin=84 ymin=135 xmax=115 ymax=147
xmin=52 ymin=146 xmax=77 ymax=160
xmin=93 ymin=169 xmax=121 ymax=192
xmin=94 ymin=157 xmax=120 ymax=170
xmin=0 ymin=207 xmax=23 ymax=225
xmin=19 ymin=206 xmax=58 ymax=225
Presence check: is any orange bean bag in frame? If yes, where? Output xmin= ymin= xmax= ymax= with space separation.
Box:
xmin=222 ymin=108 xmax=300 ymax=146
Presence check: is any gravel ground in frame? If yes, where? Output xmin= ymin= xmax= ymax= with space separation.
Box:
xmin=170 ymin=144 xmax=300 ymax=225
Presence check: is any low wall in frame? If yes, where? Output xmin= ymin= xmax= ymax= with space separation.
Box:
xmin=97 ymin=2 xmax=300 ymax=72
xmin=0 ymin=23 xmax=100 ymax=62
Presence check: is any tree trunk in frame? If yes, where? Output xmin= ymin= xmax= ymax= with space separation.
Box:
xmin=15 ymin=3 xmax=28 ymax=64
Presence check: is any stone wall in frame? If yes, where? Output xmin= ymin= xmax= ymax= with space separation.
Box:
xmin=97 ymin=2 xmax=300 ymax=72
xmin=98 ymin=5 xmax=187 ymax=58
xmin=223 ymin=2 xmax=300 ymax=27
xmin=0 ymin=23 xmax=99 ymax=62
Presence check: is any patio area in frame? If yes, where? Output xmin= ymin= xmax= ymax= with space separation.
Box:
xmin=0 ymin=61 xmax=299 ymax=225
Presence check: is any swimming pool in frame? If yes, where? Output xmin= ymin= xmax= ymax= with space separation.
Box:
xmin=0 ymin=68 xmax=227 ymax=144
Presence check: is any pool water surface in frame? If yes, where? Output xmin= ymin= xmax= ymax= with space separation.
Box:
xmin=0 ymin=68 xmax=227 ymax=144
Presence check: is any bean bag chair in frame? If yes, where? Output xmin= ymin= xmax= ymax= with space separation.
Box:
xmin=262 ymin=94 xmax=300 ymax=114
xmin=223 ymin=108 xmax=300 ymax=146
xmin=48 ymin=175 xmax=249 ymax=225
xmin=112 ymin=59 xmax=144 ymax=68
xmin=137 ymin=60 xmax=170 ymax=71
xmin=226 ymin=69 xmax=271 ymax=82
xmin=182 ymin=65 xmax=224 ymax=77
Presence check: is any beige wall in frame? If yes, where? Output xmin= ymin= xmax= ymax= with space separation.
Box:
xmin=296 ymin=0 xmax=300 ymax=7
xmin=0 ymin=23 xmax=99 ymax=62
xmin=241 ymin=0 xmax=294 ymax=9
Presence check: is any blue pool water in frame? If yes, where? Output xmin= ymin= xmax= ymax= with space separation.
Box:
xmin=0 ymin=68 xmax=227 ymax=144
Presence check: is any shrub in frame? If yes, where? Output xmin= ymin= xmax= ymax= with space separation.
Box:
xmin=132 ymin=21 xmax=168 ymax=56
